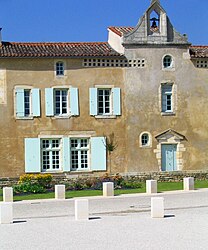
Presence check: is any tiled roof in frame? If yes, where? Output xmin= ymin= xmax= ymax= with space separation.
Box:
xmin=108 ymin=27 xmax=134 ymax=37
xmin=189 ymin=46 xmax=208 ymax=58
xmin=0 ymin=41 xmax=122 ymax=58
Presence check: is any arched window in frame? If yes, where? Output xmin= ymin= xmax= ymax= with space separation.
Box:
xmin=141 ymin=133 xmax=149 ymax=146
xmin=140 ymin=132 xmax=152 ymax=148
xmin=163 ymin=55 xmax=172 ymax=68
xmin=56 ymin=61 xmax=64 ymax=76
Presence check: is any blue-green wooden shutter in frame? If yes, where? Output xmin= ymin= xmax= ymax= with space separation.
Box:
xmin=70 ymin=87 xmax=79 ymax=116
xmin=62 ymin=138 xmax=71 ymax=172
xmin=25 ymin=138 xmax=41 ymax=173
xmin=16 ymin=88 xmax=25 ymax=117
xmin=113 ymin=88 xmax=121 ymax=115
xmin=32 ymin=88 xmax=40 ymax=117
xmin=91 ymin=137 xmax=106 ymax=171
xmin=90 ymin=88 xmax=97 ymax=116
xmin=45 ymin=88 xmax=54 ymax=116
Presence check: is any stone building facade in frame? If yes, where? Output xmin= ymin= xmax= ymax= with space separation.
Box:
xmin=0 ymin=0 xmax=208 ymax=177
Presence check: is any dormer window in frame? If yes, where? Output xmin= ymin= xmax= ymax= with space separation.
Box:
xmin=56 ymin=61 xmax=64 ymax=76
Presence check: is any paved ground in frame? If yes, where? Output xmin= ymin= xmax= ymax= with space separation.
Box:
xmin=1 ymin=189 xmax=208 ymax=250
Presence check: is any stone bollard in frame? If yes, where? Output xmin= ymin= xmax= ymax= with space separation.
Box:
xmin=75 ymin=199 xmax=89 ymax=221
xmin=183 ymin=177 xmax=194 ymax=191
xmin=55 ymin=185 xmax=65 ymax=199
xmin=151 ymin=197 xmax=164 ymax=218
xmin=146 ymin=180 xmax=157 ymax=194
xmin=103 ymin=182 xmax=114 ymax=197
xmin=3 ymin=187 xmax=13 ymax=202
xmin=0 ymin=202 xmax=13 ymax=224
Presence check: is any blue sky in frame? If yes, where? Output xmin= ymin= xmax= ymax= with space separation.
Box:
xmin=0 ymin=0 xmax=207 ymax=45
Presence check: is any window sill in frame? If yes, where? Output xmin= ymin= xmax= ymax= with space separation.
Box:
xmin=52 ymin=115 xmax=71 ymax=119
xmin=161 ymin=112 xmax=175 ymax=116
xmin=140 ymin=145 xmax=152 ymax=149
xmin=162 ymin=67 xmax=175 ymax=71
xmin=95 ymin=115 xmax=117 ymax=119
xmin=15 ymin=116 xmax=34 ymax=120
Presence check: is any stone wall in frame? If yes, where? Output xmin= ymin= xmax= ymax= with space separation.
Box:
xmin=1 ymin=171 xmax=208 ymax=188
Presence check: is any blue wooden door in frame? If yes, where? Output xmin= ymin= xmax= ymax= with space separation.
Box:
xmin=161 ymin=144 xmax=177 ymax=171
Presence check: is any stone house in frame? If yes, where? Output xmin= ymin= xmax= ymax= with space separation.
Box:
xmin=0 ymin=0 xmax=207 ymax=177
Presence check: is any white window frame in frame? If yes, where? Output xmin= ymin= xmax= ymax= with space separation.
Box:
xmin=161 ymin=84 xmax=173 ymax=113
xmin=24 ymin=89 xmax=32 ymax=117
xmin=54 ymin=88 xmax=69 ymax=116
xmin=139 ymin=132 xmax=152 ymax=148
xmin=14 ymin=85 xmax=33 ymax=119
xmin=97 ymin=88 xmax=112 ymax=115
xmin=70 ymin=138 xmax=90 ymax=171
xmin=162 ymin=55 xmax=175 ymax=70
xmin=55 ymin=61 xmax=64 ymax=76
xmin=41 ymin=138 xmax=62 ymax=172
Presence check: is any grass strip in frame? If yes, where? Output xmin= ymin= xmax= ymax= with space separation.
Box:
xmin=0 ymin=180 xmax=207 ymax=201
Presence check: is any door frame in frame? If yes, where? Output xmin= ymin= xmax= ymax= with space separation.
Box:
xmin=161 ymin=144 xmax=177 ymax=171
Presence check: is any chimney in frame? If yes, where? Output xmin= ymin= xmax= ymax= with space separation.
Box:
xmin=0 ymin=28 xmax=2 ymax=45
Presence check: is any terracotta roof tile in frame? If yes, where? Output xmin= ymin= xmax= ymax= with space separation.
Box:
xmin=0 ymin=42 xmax=122 ymax=58
xmin=108 ymin=27 xmax=134 ymax=37
xmin=189 ymin=46 xmax=208 ymax=58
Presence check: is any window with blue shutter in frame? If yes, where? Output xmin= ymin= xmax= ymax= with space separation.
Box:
xmin=16 ymin=88 xmax=40 ymax=118
xmin=70 ymin=87 xmax=79 ymax=116
xmin=90 ymin=87 xmax=121 ymax=116
xmin=90 ymin=88 xmax=98 ymax=115
xmin=45 ymin=87 xmax=79 ymax=117
xmin=45 ymin=88 xmax=54 ymax=116
xmin=113 ymin=88 xmax=121 ymax=115
xmin=62 ymin=138 xmax=71 ymax=172
xmin=16 ymin=88 xmax=25 ymax=117
xmin=32 ymin=88 xmax=40 ymax=117
xmin=91 ymin=137 xmax=106 ymax=171
xmin=25 ymin=138 xmax=41 ymax=173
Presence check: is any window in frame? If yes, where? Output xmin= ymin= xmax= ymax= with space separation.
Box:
xmin=163 ymin=55 xmax=172 ymax=68
xmin=24 ymin=89 xmax=31 ymax=116
xmin=54 ymin=89 xmax=68 ymax=115
xmin=15 ymin=88 xmax=40 ymax=118
xmin=25 ymin=137 xmax=107 ymax=173
xmin=71 ymin=138 xmax=89 ymax=171
xmin=42 ymin=139 xmax=61 ymax=171
xmin=56 ymin=62 xmax=64 ymax=76
xmin=140 ymin=132 xmax=152 ymax=148
xmin=89 ymin=87 xmax=121 ymax=117
xmin=45 ymin=87 xmax=79 ymax=117
xmin=161 ymin=84 xmax=173 ymax=112
xmin=141 ymin=134 xmax=149 ymax=146
xmin=98 ymin=89 xmax=111 ymax=115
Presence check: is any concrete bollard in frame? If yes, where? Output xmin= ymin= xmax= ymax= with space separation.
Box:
xmin=55 ymin=185 xmax=65 ymax=199
xmin=183 ymin=177 xmax=194 ymax=191
xmin=103 ymin=182 xmax=114 ymax=197
xmin=151 ymin=197 xmax=164 ymax=218
xmin=0 ymin=202 xmax=13 ymax=224
xmin=75 ymin=199 xmax=89 ymax=221
xmin=3 ymin=187 xmax=13 ymax=202
xmin=146 ymin=180 xmax=157 ymax=194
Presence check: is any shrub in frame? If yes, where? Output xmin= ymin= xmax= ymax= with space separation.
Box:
xmin=14 ymin=174 xmax=52 ymax=194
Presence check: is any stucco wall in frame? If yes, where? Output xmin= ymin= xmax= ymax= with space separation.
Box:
xmin=0 ymin=58 xmax=126 ymax=177
xmin=124 ymin=45 xmax=208 ymax=172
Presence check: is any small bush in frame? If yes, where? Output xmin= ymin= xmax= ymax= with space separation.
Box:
xmin=14 ymin=174 xmax=52 ymax=194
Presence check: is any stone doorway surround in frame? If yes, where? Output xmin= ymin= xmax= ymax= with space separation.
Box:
xmin=154 ymin=129 xmax=186 ymax=171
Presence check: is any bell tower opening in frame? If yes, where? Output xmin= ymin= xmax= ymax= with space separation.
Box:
xmin=149 ymin=10 xmax=160 ymax=33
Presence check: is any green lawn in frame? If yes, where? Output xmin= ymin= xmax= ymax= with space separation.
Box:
xmin=0 ymin=180 xmax=208 ymax=201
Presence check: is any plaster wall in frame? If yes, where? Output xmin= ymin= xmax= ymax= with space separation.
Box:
xmin=124 ymin=46 xmax=208 ymax=172
xmin=0 ymin=58 xmax=126 ymax=177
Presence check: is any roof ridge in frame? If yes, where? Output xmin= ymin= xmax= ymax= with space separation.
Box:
xmin=5 ymin=41 xmax=109 ymax=46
